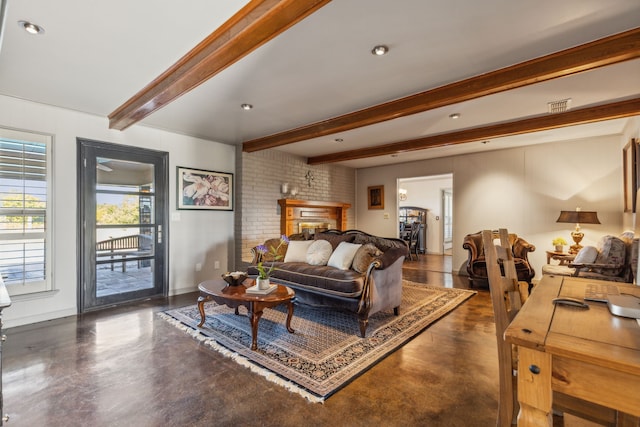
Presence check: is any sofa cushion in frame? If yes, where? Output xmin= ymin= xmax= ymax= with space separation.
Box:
xmin=328 ymin=242 xmax=362 ymax=270
xmin=265 ymin=262 xmax=365 ymax=296
xmin=314 ymin=232 xmax=356 ymax=250
xmin=352 ymin=243 xmax=382 ymax=273
xmin=284 ymin=240 xmax=314 ymax=263
xmin=573 ymin=246 xmax=598 ymax=264
xmin=306 ymin=239 xmax=333 ymax=266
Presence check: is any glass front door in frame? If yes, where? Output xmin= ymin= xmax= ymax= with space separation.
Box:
xmin=78 ymin=140 xmax=168 ymax=311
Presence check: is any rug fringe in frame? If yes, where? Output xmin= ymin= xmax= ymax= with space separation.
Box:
xmin=157 ymin=312 xmax=324 ymax=404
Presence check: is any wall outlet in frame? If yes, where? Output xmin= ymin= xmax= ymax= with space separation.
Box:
xmin=214 ymin=261 xmax=220 ymax=269
xmin=195 ymin=263 xmax=202 ymax=272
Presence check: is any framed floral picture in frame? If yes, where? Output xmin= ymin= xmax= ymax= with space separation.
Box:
xmin=177 ymin=167 xmax=233 ymax=210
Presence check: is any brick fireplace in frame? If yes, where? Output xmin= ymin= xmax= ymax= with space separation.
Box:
xmin=278 ymin=199 xmax=351 ymax=236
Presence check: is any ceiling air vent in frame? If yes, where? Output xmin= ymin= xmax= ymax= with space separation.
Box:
xmin=547 ymin=98 xmax=572 ymax=114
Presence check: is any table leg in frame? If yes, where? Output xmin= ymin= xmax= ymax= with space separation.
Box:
xmin=517 ymin=346 xmax=553 ymax=426
xmin=248 ymin=303 xmax=264 ymax=351
xmin=197 ymin=295 xmax=210 ymax=327
xmin=285 ymin=301 xmax=295 ymax=333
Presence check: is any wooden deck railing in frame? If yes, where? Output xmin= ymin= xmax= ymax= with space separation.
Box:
xmin=96 ymin=234 xmax=152 ymax=272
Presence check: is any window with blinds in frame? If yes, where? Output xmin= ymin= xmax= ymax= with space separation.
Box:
xmin=0 ymin=128 xmax=52 ymax=295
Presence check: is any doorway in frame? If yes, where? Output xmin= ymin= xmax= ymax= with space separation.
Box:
xmin=398 ymin=173 xmax=453 ymax=261
xmin=78 ymin=139 xmax=169 ymax=312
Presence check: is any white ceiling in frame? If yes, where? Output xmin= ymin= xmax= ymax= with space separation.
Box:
xmin=0 ymin=0 xmax=638 ymax=168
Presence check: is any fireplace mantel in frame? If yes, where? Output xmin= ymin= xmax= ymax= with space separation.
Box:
xmin=277 ymin=199 xmax=351 ymax=236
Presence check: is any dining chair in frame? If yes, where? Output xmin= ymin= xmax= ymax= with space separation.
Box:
xmin=482 ymin=229 xmax=616 ymax=427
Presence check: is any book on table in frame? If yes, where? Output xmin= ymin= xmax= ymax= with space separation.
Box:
xmin=246 ymin=284 xmax=277 ymax=295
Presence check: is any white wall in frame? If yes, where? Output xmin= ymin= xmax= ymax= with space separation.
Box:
xmin=357 ymin=133 xmax=631 ymax=280
xmin=0 ymin=95 xmax=235 ymax=327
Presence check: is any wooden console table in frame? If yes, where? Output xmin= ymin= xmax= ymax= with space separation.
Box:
xmin=505 ymin=275 xmax=640 ymax=425
xmin=277 ymin=199 xmax=350 ymax=236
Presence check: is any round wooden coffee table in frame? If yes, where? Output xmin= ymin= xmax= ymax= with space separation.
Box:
xmin=197 ymin=279 xmax=295 ymax=350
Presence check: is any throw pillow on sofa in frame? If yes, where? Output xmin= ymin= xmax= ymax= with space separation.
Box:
xmin=284 ymin=240 xmax=314 ymax=263
xmin=261 ymin=237 xmax=289 ymax=262
xmin=328 ymin=242 xmax=362 ymax=270
xmin=573 ymin=246 xmax=598 ymax=264
xmin=306 ymin=239 xmax=333 ymax=266
xmin=351 ymin=243 xmax=383 ymax=273
xmin=593 ymin=235 xmax=626 ymax=276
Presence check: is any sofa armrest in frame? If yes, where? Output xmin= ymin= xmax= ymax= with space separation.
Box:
xmin=568 ymin=262 xmax=624 ymax=274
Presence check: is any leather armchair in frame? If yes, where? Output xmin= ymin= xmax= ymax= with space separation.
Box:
xmin=462 ymin=230 xmax=536 ymax=289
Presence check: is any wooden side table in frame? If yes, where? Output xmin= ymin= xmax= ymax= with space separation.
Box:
xmin=545 ymin=250 xmax=575 ymax=265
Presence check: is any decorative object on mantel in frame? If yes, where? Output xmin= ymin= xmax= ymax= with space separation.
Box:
xmin=556 ymin=208 xmax=601 ymax=254
xmin=159 ymin=280 xmax=475 ymax=402
xmin=305 ymin=170 xmax=315 ymax=187
xmin=280 ymin=183 xmax=299 ymax=199
xmin=368 ymin=185 xmax=384 ymax=210
xmin=551 ymin=237 xmax=567 ymax=252
xmin=222 ymin=271 xmax=247 ymax=286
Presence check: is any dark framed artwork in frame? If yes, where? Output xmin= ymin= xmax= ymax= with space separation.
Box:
xmin=623 ymin=139 xmax=639 ymax=213
xmin=368 ymin=185 xmax=384 ymax=210
xmin=177 ymin=167 xmax=233 ymax=210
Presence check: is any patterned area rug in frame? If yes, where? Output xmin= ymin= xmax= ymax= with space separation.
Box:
xmin=159 ymin=280 xmax=475 ymax=402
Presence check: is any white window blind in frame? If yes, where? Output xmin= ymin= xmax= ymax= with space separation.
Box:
xmin=0 ymin=128 xmax=52 ymax=295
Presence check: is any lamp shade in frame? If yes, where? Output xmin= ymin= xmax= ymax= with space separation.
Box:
xmin=556 ymin=210 xmax=601 ymax=224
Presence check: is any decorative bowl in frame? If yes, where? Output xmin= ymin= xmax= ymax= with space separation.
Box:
xmin=222 ymin=272 xmax=247 ymax=286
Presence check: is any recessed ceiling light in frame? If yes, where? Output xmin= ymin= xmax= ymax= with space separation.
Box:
xmin=18 ymin=20 xmax=45 ymax=35
xmin=371 ymin=45 xmax=389 ymax=56
xmin=240 ymin=103 xmax=253 ymax=110
xmin=449 ymin=113 xmax=461 ymax=119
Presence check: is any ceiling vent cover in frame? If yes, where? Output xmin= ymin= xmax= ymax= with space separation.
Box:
xmin=547 ymin=98 xmax=572 ymax=114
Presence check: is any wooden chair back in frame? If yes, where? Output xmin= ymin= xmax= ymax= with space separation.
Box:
xmin=482 ymin=229 xmax=528 ymax=426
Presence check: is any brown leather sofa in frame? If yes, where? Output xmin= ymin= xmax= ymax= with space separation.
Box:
xmin=248 ymin=229 xmax=408 ymax=337
xmin=462 ymin=230 xmax=536 ymax=289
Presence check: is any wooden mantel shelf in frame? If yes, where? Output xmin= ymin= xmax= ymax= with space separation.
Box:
xmin=277 ymin=199 xmax=351 ymax=236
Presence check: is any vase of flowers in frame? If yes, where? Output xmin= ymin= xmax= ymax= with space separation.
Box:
xmin=552 ymin=237 xmax=567 ymax=252
xmin=254 ymin=235 xmax=289 ymax=289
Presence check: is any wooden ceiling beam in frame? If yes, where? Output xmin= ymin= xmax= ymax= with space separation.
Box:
xmin=306 ymin=97 xmax=640 ymax=164
xmin=243 ymin=27 xmax=640 ymax=152
xmin=108 ymin=0 xmax=331 ymax=131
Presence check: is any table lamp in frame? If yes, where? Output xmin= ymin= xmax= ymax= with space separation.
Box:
xmin=556 ymin=208 xmax=601 ymax=254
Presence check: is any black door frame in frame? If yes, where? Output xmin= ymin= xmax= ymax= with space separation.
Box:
xmin=77 ymin=138 xmax=169 ymax=312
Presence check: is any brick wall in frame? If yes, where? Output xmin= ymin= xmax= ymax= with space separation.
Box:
xmin=235 ymin=148 xmax=356 ymax=265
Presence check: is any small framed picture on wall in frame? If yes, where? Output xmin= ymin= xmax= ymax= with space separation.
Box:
xmin=368 ymin=185 xmax=384 ymax=210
